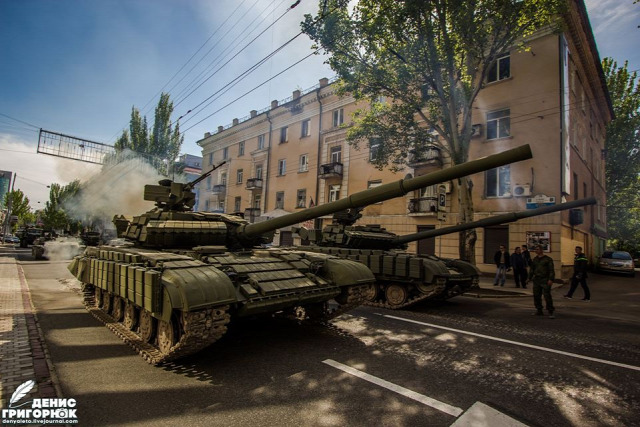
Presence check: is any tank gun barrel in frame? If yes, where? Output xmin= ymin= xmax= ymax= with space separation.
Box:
xmin=394 ymin=197 xmax=597 ymax=246
xmin=185 ymin=161 xmax=226 ymax=191
xmin=240 ymin=144 xmax=533 ymax=239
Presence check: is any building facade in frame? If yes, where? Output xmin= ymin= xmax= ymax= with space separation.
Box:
xmin=197 ymin=0 xmax=612 ymax=279
xmin=178 ymin=154 xmax=203 ymax=211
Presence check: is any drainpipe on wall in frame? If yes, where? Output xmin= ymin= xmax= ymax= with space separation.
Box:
xmin=264 ymin=111 xmax=273 ymax=213
xmin=315 ymin=86 xmax=324 ymax=222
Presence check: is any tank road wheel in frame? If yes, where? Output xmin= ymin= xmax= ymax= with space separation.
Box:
xmin=385 ymin=284 xmax=408 ymax=307
xmin=94 ymin=288 xmax=103 ymax=308
xmin=102 ymin=293 xmax=112 ymax=314
xmin=139 ymin=310 xmax=156 ymax=343
xmin=363 ymin=284 xmax=378 ymax=302
xmin=123 ymin=301 xmax=138 ymax=330
xmin=157 ymin=318 xmax=178 ymax=355
xmin=416 ymin=283 xmax=436 ymax=296
xmin=112 ymin=296 xmax=124 ymax=321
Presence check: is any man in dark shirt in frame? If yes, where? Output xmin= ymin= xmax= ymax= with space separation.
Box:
xmin=521 ymin=244 xmax=532 ymax=267
xmin=564 ymin=246 xmax=590 ymax=301
xmin=529 ymin=245 xmax=555 ymax=318
xmin=510 ymin=247 xmax=528 ymax=288
xmin=493 ymin=245 xmax=511 ymax=286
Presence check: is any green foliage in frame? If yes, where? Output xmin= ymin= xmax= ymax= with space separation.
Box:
xmin=112 ymin=93 xmax=184 ymax=175
xmin=41 ymin=180 xmax=82 ymax=232
xmin=603 ymin=59 xmax=640 ymax=250
xmin=303 ymin=0 xmax=564 ymax=166
xmin=3 ymin=189 xmax=31 ymax=223
xmin=303 ymin=0 xmax=563 ymax=260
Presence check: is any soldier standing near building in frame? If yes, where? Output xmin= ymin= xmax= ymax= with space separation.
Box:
xmin=529 ymin=244 xmax=555 ymax=318
xmin=564 ymin=246 xmax=590 ymax=301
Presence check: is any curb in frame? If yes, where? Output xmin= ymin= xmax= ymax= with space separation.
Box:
xmin=15 ymin=263 xmax=63 ymax=400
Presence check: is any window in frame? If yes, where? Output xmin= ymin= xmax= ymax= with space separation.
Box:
xmin=275 ymin=192 xmax=285 ymax=209
xmin=301 ymin=119 xmax=311 ymax=137
xmin=220 ymin=172 xmax=227 ymax=186
xmin=253 ymin=194 xmax=261 ymax=209
xmin=296 ymin=189 xmax=307 ymax=208
xmin=236 ymin=169 xmax=243 ymax=184
xmin=583 ymin=182 xmax=587 ymax=199
xmin=299 ymin=154 xmax=308 ymax=172
xmin=234 ymin=197 xmax=241 ymax=212
xmin=219 ymin=200 xmax=225 ymax=212
xmin=206 ymin=176 xmax=212 ymax=190
xmin=257 ymin=134 xmax=265 ymax=150
xmin=330 ymin=145 xmax=342 ymax=163
xmin=255 ymin=164 xmax=263 ymax=179
xmin=205 ymin=200 xmax=210 ymax=211
xmin=573 ymin=172 xmax=578 ymax=199
xmin=329 ymin=185 xmax=340 ymax=202
xmin=486 ymin=166 xmax=511 ymax=197
xmin=278 ymin=159 xmax=286 ymax=176
xmin=238 ymin=141 xmax=245 ymax=156
xmin=332 ymin=108 xmax=344 ymax=127
xmin=222 ymin=147 xmax=229 ymax=159
xmin=208 ymin=153 xmax=213 ymax=165
xmin=280 ymin=126 xmax=288 ymax=143
xmin=486 ymin=109 xmax=510 ymax=140
xmin=369 ymin=137 xmax=382 ymax=161
xmin=487 ymin=54 xmax=510 ymax=83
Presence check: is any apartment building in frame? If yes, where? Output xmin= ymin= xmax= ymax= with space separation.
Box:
xmin=198 ymin=0 xmax=612 ymax=278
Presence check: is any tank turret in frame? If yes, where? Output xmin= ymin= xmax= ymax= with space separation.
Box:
xmin=294 ymin=197 xmax=596 ymax=309
xmin=68 ymin=145 xmax=532 ymax=364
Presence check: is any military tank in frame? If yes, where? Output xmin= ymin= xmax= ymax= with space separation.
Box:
xmin=68 ymin=145 xmax=533 ymax=364
xmin=295 ymin=196 xmax=597 ymax=309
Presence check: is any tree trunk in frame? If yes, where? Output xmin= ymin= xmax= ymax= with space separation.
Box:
xmin=457 ymin=177 xmax=477 ymax=263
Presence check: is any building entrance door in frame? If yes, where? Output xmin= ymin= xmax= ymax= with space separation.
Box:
xmin=416 ymin=225 xmax=436 ymax=255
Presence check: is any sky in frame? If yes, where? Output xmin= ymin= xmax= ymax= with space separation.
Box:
xmin=0 ymin=0 xmax=638 ymax=209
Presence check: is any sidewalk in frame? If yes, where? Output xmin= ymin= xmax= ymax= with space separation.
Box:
xmin=0 ymin=244 xmax=57 ymax=408
xmin=468 ymin=275 xmax=565 ymax=298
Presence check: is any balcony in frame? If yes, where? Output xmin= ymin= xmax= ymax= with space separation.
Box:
xmin=407 ymin=145 xmax=442 ymax=168
xmin=408 ymin=197 xmax=437 ymax=215
xmin=244 ymin=208 xmax=261 ymax=222
xmin=318 ymin=162 xmax=343 ymax=179
xmin=246 ymin=178 xmax=263 ymax=191
xmin=211 ymin=184 xmax=226 ymax=195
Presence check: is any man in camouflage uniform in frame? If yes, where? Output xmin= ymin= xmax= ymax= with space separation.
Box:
xmin=528 ymin=245 xmax=555 ymax=318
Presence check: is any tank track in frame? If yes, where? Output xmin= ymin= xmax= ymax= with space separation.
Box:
xmin=363 ymin=283 xmax=448 ymax=310
xmin=81 ymin=284 xmax=230 ymax=365
xmin=324 ymin=284 xmax=368 ymax=320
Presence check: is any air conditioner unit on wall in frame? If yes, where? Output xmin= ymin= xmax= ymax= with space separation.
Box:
xmin=513 ymin=184 xmax=531 ymax=197
xmin=471 ymin=124 xmax=482 ymax=138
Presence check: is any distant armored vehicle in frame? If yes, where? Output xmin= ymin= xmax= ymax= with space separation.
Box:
xmin=19 ymin=227 xmax=44 ymax=248
xmin=68 ymin=146 xmax=533 ymax=364
xmin=295 ymin=198 xmax=596 ymax=308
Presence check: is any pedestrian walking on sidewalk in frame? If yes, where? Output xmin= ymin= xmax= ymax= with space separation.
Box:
xmin=493 ymin=245 xmax=511 ymax=286
xmin=529 ymin=245 xmax=555 ymax=318
xmin=521 ymin=245 xmax=532 ymax=268
xmin=564 ymin=246 xmax=590 ymax=301
xmin=511 ymin=247 xmax=528 ymax=288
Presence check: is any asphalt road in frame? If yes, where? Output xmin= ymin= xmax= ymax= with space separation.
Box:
xmin=14 ymin=248 xmax=640 ymax=427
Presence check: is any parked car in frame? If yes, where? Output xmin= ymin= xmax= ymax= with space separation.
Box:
xmin=3 ymin=235 xmax=20 ymax=244
xmin=597 ymin=251 xmax=636 ymax=277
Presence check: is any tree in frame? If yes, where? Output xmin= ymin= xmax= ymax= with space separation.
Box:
xmin=41 ymin=181 xmax=82 ymax=232
xmin=602 ymin=59 xmax=640 ymax=251
xmin=114 ymin=92 xmax=184 ymax=175
xmin=3 ymin=189 xmax=31 ymax=226
xmin=302 ymin=0 xmax=563 ymax=261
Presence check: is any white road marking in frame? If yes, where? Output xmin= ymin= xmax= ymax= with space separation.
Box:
xmin=451 ymin=402 xmax=528 ymax=427
xmin=380 ymin=314 xmax=640 ymax=372
xmin=322 ymin=359 xmax=464 ymax=417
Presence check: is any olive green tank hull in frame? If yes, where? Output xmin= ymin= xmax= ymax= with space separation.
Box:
xmin=68 ymin=245 xmax=373 ymax=364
